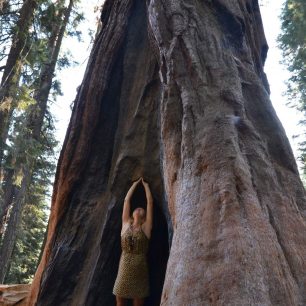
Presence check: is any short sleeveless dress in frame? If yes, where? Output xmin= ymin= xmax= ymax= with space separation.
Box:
xmin=113 ymin=223 xmax=150 ymax=298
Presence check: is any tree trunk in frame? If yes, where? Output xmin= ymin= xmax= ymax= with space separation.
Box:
xmin=0 ymin=165 xmax=30 ymax=283
xmin=0 ymin=0 xmax=74 ymax=281
xmin=29 ymin=0 xmax=74 ymax=138
xmin=0 ymin=163 xmax=14 ymax=235
xmin=28 ymin=0 xmax=306 ymax=305
xmin=0 ymin=0 xmax=37 ymax=167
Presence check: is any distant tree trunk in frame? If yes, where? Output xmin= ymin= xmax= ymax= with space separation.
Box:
xmin=28 ymin=0 xmax=306 ymax=305
xmin=0 ymin=0 xmax=37 ymax=167
xmin=0 ymin=165 xmax=30 ymax=283
xmin=0 ymin=158 xmax=14 ymax=235
xmin=0 ymin=0 xmax=74 ymax=282
xmin=29 ymin=0 xmax=74 ymax=138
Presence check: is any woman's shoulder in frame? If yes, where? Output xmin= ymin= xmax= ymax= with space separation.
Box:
xmin=121 ymin=221 xmax=131 ymax=235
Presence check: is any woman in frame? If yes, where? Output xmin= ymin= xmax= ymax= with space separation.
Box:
xmin=113 ymin=177 xmax=153 ymax=306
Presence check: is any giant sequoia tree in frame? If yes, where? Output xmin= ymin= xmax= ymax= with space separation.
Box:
xmin=27 ymin=0 xmax=306 ymax=305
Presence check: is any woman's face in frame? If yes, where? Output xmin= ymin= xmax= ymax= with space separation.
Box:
xmin=133 ymin=207 xmax=146 ymax=221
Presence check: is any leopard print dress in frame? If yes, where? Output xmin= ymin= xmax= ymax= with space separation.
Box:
xmin=113 ymin=223 xmax=150 ymax=299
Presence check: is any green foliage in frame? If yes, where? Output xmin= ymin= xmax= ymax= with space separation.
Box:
xmin=4 ymin=190 xmax=49 ymax=284
xmin=279 ymin=0 xmax=306 ymax=175
xmin=279 ymin=0 xmax=306 ymax=109
xmin=57 ymin=50 xmax=78 ymax=70
xmin=1 ymin=0 xmax=84 ymax=102
xmin=16 ymin=85 xmax=36 ymax=111
xmin=66 ymin=3 xmax=85 ymax=41
xmin=0 ymin=0 xmax=85 ymax=283
xmin=3 ymin=105 xmax=58 ymax=283
xmin=0 ymin=0 xmax=22 ymax=59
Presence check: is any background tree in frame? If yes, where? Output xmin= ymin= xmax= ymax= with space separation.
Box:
xmin=279 ymin=0 xmax=306 ymax=175
xmin=4 ymin=161 xmax=51 ymax=284
xmin=27 ymin=0 xmax=306 ymax=305
xmin=0 ymin=0 xmax=85 ymax=283
xmin=0 ymin=0 xmax=37 ymax=166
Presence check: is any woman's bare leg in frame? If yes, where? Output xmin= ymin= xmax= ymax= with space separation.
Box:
xmin=116 ymin=296 xmax=126 ymax=306
xmin=133 ymin=298 xmax=145 ymax=306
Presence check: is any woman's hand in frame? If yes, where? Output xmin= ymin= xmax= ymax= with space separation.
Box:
xmin=142 ymin=178 xmax=152 ymax=199
xmin=141 ymin=178 xmax=149 ymax=188
xmin=133 ymin=177 xmax=142 ymax=186
xmin=124 ymin=177 xmax=142 ymax=202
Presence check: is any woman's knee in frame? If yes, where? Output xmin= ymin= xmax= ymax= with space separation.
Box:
xmin=133 ymin=298 xmax=145 ymax=306
xmin=116 ymin=296 xmax=126 ymax=306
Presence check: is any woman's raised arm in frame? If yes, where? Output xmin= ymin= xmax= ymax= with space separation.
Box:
xmin=122 ymin=178 xmax=142 ymax=223
xmin=142 ymin=178 xmax=153 ymax=233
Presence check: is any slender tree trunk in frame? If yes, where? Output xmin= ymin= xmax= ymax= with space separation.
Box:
xmin=0 ymin=0 xmax=73 ymax=229
xmin=0 ymin=166 xmax=14 ymax=235
xmin=0 ymin=0 xmax=37 ymax=167
xmin=28 ymin=0 xmax=306 ymax=305
xmin=0 ymin=0 xmax=74 ymax=282
xmin=0 ymin=165 xmax=30 ymax=283
xmin=29 ymin=0 xmax=74 ymax=138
